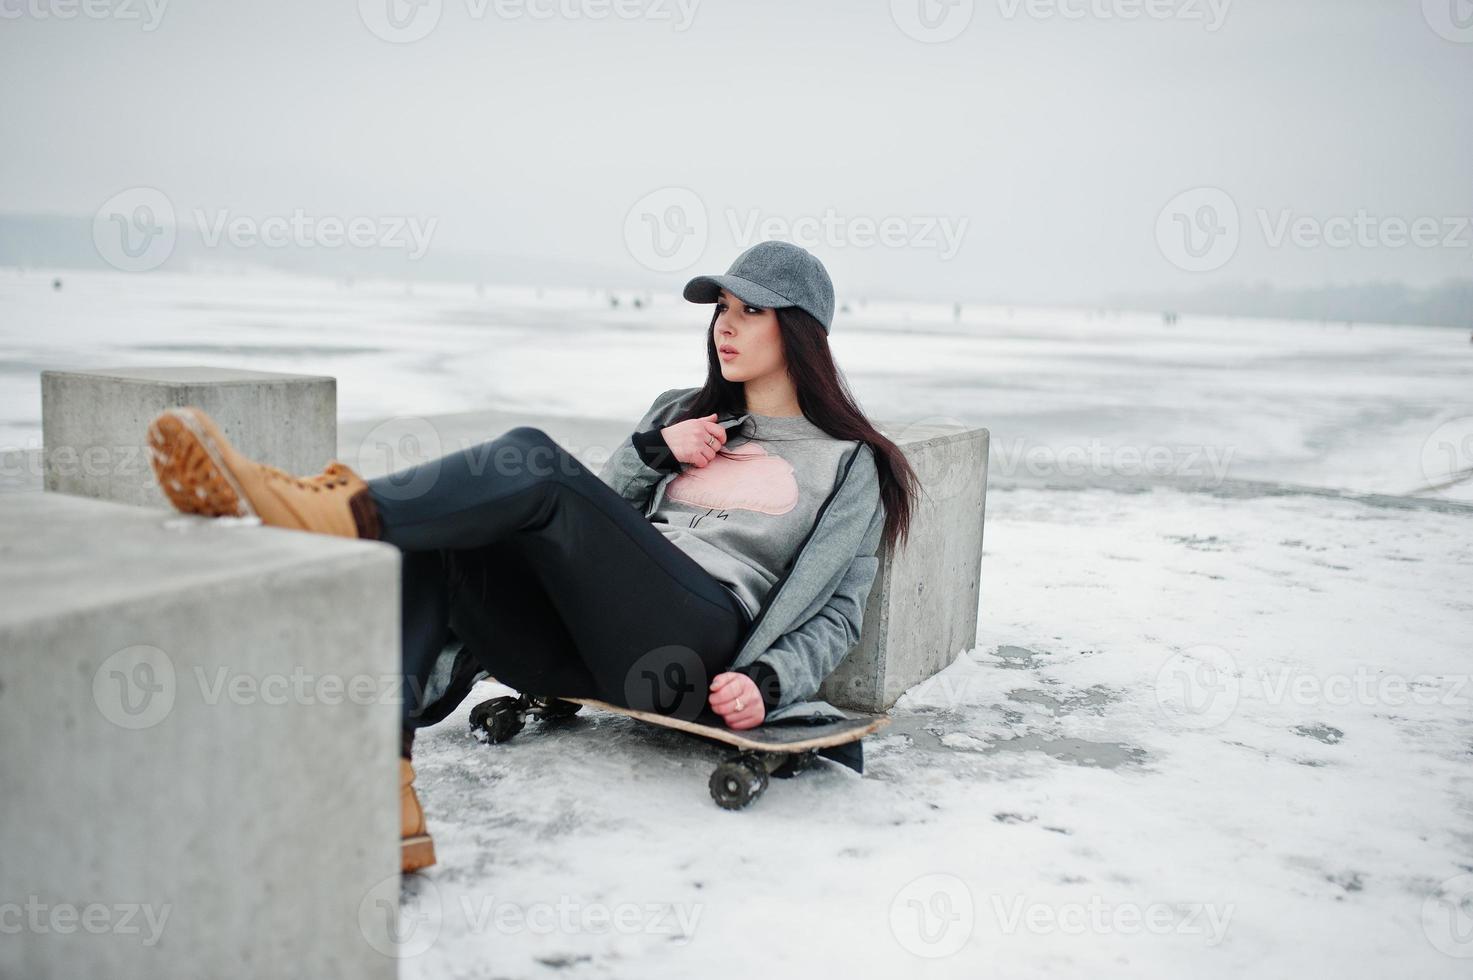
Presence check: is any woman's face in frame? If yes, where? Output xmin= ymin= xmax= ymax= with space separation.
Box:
xmin=712 ymin=288 xmax=785 ymax=384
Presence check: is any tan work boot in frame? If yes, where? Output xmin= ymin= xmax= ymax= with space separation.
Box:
xmin=147 ymin=407 xmax=380 ymax=539
xmin=401 ymin=758 xmax=437 ymax=873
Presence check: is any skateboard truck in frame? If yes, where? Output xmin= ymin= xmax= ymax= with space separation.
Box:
xmin=469 ymin=694 xmax=583 ymax=744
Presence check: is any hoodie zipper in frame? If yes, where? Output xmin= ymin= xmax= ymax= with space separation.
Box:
xmin=737 ymin=442 xmax=863 ymax=646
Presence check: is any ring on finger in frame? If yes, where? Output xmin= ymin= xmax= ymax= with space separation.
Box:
xmin=734 ymin=697 xmax=744 ymax=711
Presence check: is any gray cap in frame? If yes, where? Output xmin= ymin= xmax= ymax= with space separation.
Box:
xmin=683 ymin=241 xmax=836 ymax=333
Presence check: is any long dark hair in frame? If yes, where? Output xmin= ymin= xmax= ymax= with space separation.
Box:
xmin=674 ymin=305 xmax=918 ymax=554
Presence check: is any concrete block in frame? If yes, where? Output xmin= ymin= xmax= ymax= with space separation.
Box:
xmin=42 ymin=366 xmax=336 ymax=508
xmin=0 ymin=493 xmax=401 ymax=980
xmin=820 ymin=422 xmax=989 ymax=713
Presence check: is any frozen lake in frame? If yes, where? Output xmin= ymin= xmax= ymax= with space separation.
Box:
xmin=2 ymin=267 xmax=1471 ymax=501
xmin=2 ymin=267 xmax=1471 ymax=977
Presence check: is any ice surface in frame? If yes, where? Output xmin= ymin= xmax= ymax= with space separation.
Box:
xmin=3 ymin=268 xmax=1470 ymax=501
xmin=402 ymin=485 xmax=1471 ymax=978
xmin=2 ymin=268 xmax=1470 ymax=976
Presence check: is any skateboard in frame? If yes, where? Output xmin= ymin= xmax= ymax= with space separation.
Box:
xmin=468 ymin=693 xmax=890 ymax=810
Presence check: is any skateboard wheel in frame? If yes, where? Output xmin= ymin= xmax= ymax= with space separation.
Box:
xmin=469 ymin=696 xmax=527 ymax=743
xmin=709 ymin=756 xmax=768 ymax=810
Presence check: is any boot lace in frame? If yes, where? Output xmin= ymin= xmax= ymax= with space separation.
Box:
xmin=262 ymin=460 xmax=356 ymax=493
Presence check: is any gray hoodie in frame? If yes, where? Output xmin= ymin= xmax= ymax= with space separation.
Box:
xmin=645 ymin=409 xmax=855 ymax=626
xmin=599 ymin=386 xmax=885 ymax=721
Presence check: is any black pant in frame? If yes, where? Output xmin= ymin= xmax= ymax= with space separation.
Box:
xmin=368 ymin=426 xmax=751 ymax=730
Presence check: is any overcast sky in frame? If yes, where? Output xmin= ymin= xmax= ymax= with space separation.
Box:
xmin=2 ymin=0 xmax=1469 ymax=304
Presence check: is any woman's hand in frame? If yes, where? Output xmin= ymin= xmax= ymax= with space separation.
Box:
xmin=660 ymin=414 xmax=727 ymax=468
xmin=708 ymin=672 xmax=765 ymax=730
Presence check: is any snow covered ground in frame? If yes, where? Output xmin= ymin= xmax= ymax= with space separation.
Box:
xmin=403 ymin=483 xmax=1472 ymax=979
xmin=2 ymin=268 xmax=1471 ymax=976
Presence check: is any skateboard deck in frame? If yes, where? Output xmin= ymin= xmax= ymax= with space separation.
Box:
xmin=468 ymin=691 xmax=890 ymax=809
xmin=561 ymin=697 xmax=889 ymax=752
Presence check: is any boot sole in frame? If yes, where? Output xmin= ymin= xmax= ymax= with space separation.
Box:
xmin=402 ymin=834 xmax=437 ymax=874
xmin=147 ymin=408 xmax=257 ymax=520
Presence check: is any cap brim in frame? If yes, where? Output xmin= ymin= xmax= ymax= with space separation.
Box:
xmin=682 ymin=274 xmax=793 ymax=311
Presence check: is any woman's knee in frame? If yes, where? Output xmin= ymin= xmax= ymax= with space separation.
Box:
xmin=502 ymin=425 xmax=554 ymax=447
xmin=488 ymin=426 xmax=576 ymax=482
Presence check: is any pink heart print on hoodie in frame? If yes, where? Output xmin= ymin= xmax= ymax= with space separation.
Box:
xmin=664 ymin=442 xmax=800 ymax=516
xmin=646 ymin=412 xmax=854 ymax=624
